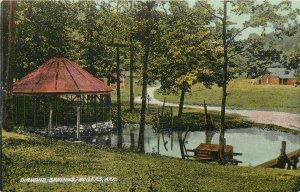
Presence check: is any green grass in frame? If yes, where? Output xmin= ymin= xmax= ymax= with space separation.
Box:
xmin=110 ymin=78 xmax=143 ymax=103
xmin=107 ymin=77 xmax=299 ymax=133
xmin=3 ymin=130 xmax=300 ymax=192
xmin=155 ymin=78 xmax=300 ymax=113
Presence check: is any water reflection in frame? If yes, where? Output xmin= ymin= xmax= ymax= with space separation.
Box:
xmin=84 ymin=125 xmax=300 ymax=167
xmin=205 ymin=129 xmax=215 ymax=144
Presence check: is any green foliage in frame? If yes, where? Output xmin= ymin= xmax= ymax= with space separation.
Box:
xmin=295 ymin=72 xmax=300 ymax=85
xmin=157 ymin=1 xmax=220 ymax=94
xmin=237 ymin=37 xmax=283 ymax=78
xmin=13 ymin=1 xmax=129 ymax=80
xmin=3 ymin=130 xmax=300 ymax=191
xmin=14 ymin=1 xmax=72 ymax=78
xmin=283 ymin=49 xmax=300 ymax=70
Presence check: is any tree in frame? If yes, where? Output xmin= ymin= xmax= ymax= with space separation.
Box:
xmin=14 ymin=1 xmax=72 ymax=78
xmin=131 ymin=1 xmax=160 ymax=153
xmin=198 ymin=0 xmax=299 ymax=164
xmin=231 ymin=33 xmax=287 ymax=78
xmin=1 ymin=1 xmax=9 ymax=190
xmin=3 ymin=0 xmax=15 ymax=132
xmin=158 ymin=1 xmax=219 ymax=118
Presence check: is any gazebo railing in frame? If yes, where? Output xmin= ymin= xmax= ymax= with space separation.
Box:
xmin=12 ymin=94 xmax=113 ymax=138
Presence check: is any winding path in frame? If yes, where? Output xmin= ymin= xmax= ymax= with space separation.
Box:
xmin=135 ymin=86 xmax=300 ymax=131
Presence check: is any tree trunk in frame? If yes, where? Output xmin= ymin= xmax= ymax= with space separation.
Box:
xmin=178 ymin=88 xmax=186 ymax=158
xmin=116 ymin=46 xmax=123 ymax=148
xmin=137 ymin=37 xmax=151 ymax=153
xmin=4 ymin=0 xmax=15 ymax=132
xmin=219 ymin=0 xmax=228 ymax=165
xmin=0 ymin=2 xmax=9 ymax=191
xmin=129 ymin=40 xmax=135 ymax=112
xmin=178 ymin=88 xmax=186 ymax=118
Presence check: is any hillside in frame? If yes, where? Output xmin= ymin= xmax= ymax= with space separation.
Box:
xmin=248 ymin=29 xmax=300 ymax=53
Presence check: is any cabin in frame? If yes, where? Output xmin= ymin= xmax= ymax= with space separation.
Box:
xmin=260 ymin=68 xmax=295 ymax=85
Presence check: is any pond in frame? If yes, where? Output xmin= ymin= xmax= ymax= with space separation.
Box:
xmin=84 ymin=125 xmax=300 ymax=167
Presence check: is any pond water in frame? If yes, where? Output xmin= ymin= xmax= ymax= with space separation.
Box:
xmin=84 ymin=125 xmax=300 ymax=167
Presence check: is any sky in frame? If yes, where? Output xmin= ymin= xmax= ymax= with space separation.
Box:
xmin=187 ymin=0 xmax=300 ymax=39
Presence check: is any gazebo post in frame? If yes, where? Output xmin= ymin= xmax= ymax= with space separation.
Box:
xmin=55 ymin=96 xmax=58 ymax=127
xmin=106 ymin=94 xmax=111 ymax=121
xmin=33 ymin=96 xmax=36 ymax=127
xmin=23 ymin=96 xmax=26 ymax=128
xmin=48 ymin=106 xmax=53 ymax=136
xmin=93 ymin=95 xmax=97 ymax=122
xmin=76 ymin=106 xmax=80 ymax=140
xmin=15 ymin=96 xmax=18 ymax=125
xmin=101 ymin=95 xmax=104 ymax=121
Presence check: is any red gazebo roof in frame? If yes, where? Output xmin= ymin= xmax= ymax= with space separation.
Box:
xmin=13 ymin=57 xmax=113 ymax=95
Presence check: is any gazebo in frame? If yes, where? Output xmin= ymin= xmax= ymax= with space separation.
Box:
xmin=12 ymin=57 xmax=113 ymax=138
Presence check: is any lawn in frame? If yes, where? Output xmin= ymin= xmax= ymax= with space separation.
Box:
xmin=110 ymin=78 xmax=143 ymax=104
xmin=155 ymin=78 xmax=300 ymax=113
xmin=107 ymin=77 xmax=299 ymax=133
xmin=3 ymin=130 xmax=300 ymax=192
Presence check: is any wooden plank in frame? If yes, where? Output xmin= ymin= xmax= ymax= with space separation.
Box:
xmin=196 ymin=143 xmax=233 ymax=153
xmin=256 ymin=149 xmax=300 ymax=168
xmin=233 ymin=152 xmax=243 ymax=156
xmin=195 ymin=157 xmax=213 ymax=161
xmin=183 ymin=155 xmax=212 ymax=160
xmin=186 ymin=149 xmax=195 ymax=152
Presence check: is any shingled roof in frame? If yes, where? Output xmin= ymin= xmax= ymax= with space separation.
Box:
xmin=13 ymin=57 xmax=113 ymax=95
xmin=267 ymin=68 xmax=295 ymax=79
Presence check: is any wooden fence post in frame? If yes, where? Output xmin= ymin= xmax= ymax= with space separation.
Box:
xmin=130 ymin=131 xmax=135 ymax=150
xmin=157 ymin=133 xmax=160 ymax=155
xmin=76 ymin=106 xmax=80 ymax=139
xmin=48 ymin=107 xmax=53 ymax=136
xmin=170 ymin=106 xmax=174 ymax=150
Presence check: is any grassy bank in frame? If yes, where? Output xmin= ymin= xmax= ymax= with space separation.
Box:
xmin=3 ymin=130 xmax=300 ymax=192
xmin=155 ymin=78 xmax=300 ymax=113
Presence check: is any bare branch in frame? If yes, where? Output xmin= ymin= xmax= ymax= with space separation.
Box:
xmin=228 ymin=50 xmax=245 ymax=59
xmin=227 ymin=27 xmax=248 ymax=45
xmin=197 ymin=1 xmax=223 ymax=21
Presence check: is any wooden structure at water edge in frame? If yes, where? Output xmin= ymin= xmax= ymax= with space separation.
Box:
xmin=256 ymin=149 xmax=300 ymax=168
xmin=187 ymin=143 xmax=242 ymax=164
xmin=256 ymin=141 xmax=300 ymax=169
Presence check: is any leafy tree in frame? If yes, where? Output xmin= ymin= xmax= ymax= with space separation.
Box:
xmin=158 ymin=1 xmax=220 ymax=118
xmin=198 ymin=0 xmax=299 ymax=164
xmin=240 ymin=37 xmax=282 ymax=78
xmin=131 ymin=1 xmax=161 ymax=153
xmin=14 ymin=1 xmax=72 ymax=78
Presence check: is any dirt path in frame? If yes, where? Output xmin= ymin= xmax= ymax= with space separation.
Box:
xmin=135 ymin=86 xmax=300 ymax=131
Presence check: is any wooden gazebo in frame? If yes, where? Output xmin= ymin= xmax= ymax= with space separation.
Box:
xmin=12 ymin=57 xmax=113 ymax=138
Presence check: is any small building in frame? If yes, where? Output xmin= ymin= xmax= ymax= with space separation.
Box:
xmin=12 ymin=57 xmax=114 ymax=138
xmin=110 ymin=69 xmax=125 ymax=89
xmin=260 ymin=68 xmax=295 ymax=85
